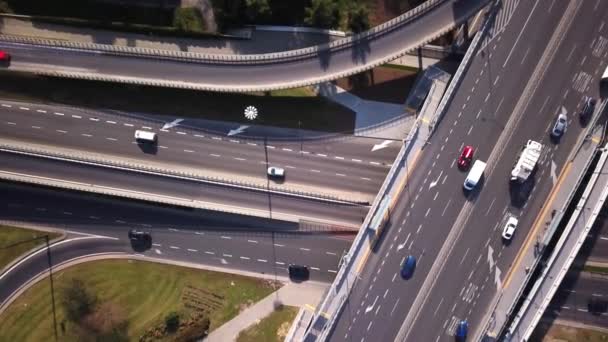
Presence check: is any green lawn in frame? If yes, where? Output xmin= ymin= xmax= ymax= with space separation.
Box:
xmin=237 ymin=305 xmax=299 ymax=342
xmin=0 ymin=72 xmax=356 ymax=133
xmin=0 ymin=225 xmax=60 ymax=271
xmin=0 ymin=259 xmax=280 ymax=341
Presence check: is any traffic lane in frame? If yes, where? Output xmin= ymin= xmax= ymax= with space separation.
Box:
xmin=546 ymin=273 xmax=608 ymax=325
xmin=405 ymin=5 xmax=608 ymax=341
xmin=0 ymin=98 xmax=403 ymax=165
xmin=0 ymin=0 xmax=487 ymax=88
xmin=0 ymin=111 xmax=388 ymax=196
xmin=0 ymin=236 xmax=127 ymax=306
xmin=0 ymin=152 xmax=368 ymax=226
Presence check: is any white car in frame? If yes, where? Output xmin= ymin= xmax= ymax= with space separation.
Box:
xmin=502 ymin=216 xmax=519 ymax=240
xmin=267 ymin=166 xmax=285 ymax=178
xmin=551 ymin=113 xmax=567 ymax=138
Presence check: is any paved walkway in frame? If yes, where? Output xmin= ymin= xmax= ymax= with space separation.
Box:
xmin=205 ymin=281 xmax=328 ymax=342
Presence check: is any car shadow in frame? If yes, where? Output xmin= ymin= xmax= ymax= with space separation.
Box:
xmin=137 ymin=142 xmax=158 ymax=155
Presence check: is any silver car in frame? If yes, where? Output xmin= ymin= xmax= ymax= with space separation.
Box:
xmin=551 ymin=113 xmax=567 ymax=137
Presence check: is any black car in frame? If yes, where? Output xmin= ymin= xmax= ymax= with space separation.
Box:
xmin=128 ymin=229 xmax=151 ymax=246
xmin=288 ymin=264 xmax=310 ymax=281
xmin=580 ymin=96 xmax=596 ymax=118
xmin=588 ymin=297 xmax=608 ymax=315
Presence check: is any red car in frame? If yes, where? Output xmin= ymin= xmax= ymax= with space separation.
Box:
xmin=0 ymin=50 xmax=10 ymax=64
xmin=458 ymin=145 xmax=474 ymax=170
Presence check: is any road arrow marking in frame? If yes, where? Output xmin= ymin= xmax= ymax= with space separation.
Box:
xmin=372 ymin=140 xmax=392 ymax=152
xmin=494 ymin=266 xmax=502 ymax=290
xmin=162 ymin=118 xmax=184 ymax=130
xmin=397 ymin=233 xmax=411 ymax=251
xmin=429 ymin=170 xmax=444 ymax=189
xmin=365 ymin=296 xmax=379 ymax=314
xmin=228 ymin=125 xmax=249 ymax=136
xmin=551 ymin=160 xmax=557 ymax=186
xmin=488 ymin=245 xmax=495 ymax=271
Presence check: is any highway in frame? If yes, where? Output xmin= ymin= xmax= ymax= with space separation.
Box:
xmin=328 ymin=0 xmax=608 ymax=341
xmin=0 ymin=181 xmax=352 ymax=290
xmin=0 ymin=0 xmax=489 ymax=92
xmin=545 ymin=273 xmax=608 ymax=327
xmin=0 ymin=100 xmax=397 ymax=201
xmin=0 ymin=152 xmax=370 ymax=227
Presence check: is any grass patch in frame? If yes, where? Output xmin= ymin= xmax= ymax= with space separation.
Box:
xmin=583 ymin=265 xmax=608 ymax=275
xmin=0 ymin=225 xmax=60 ymax=271
xmin=237 ymin=305 xmax=299 ymax=342
xmin=0 ymin=259 xmax=280 ymax=341
xmin=0 ymin=72 xmax=356 ymax=133
xmin=532 ymin=322 xmax=608 ymax=342
xmin=383 ymin=63 xmax=420 ymax=72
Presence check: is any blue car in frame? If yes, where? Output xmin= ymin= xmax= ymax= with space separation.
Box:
xmin=400 ymin=255 xmax=416 ymax=279
xmin=455 ymin=320 xmax=468 ymax=341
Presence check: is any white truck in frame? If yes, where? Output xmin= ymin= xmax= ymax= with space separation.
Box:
xmin=511 ymin=140 xmax=542 ymax=182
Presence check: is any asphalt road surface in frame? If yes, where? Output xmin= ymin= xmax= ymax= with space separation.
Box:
xmin=328 ymin=1 xmax=608 ymax=341
xmin=0 ymin=101 xmax=398 ymax=200
xmin=0 ymin=0 xmax=489 ymax=91
xmin=0 ymin=151 xmax=370 ymax=227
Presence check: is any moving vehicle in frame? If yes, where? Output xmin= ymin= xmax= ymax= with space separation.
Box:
xmin=134 ymin=130 xmax=157 ymax=143
xmin=458 ymin=146 xmax=475 ymax=170
xmin=288 ymin=264 xmax=309 ymax=280
xmin=400 ymin=255 xmax=416 ymax=279
xmin=128 ymin=229 xmax=151 ymax=246
xmin=267 ymin=166 xmax=285 ymax=178
xmin=502 ymin=216 xmax=518 ymax=240
xmin=551 ymin=113 xmax=567 ymax=138
xmin=0 ymin=50 xmax=10 ymax=65
xmin=463 ymin=160 xmax=486 ymax=191
xmin=510 ymin=140 xmax=542 ymax=183
xmin=580 ymin=96 xmax=596 ymax=118
xmin=455 ymin=320 xmax=468 ymax=341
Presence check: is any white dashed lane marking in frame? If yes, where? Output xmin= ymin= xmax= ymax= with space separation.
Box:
xmin=19 ymin=107 xmax=29 ymax=111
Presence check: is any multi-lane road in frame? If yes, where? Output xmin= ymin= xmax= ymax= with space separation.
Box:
xmin=329 ymin=0 xmax=608 ymax=341
xmin=0 ymin=0 xmax=489 ymax=92
xmin=0 ymin=100 xmax=397 ymax=201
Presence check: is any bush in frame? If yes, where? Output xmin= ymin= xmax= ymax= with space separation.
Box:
xmin=348 ymin=4 xmax=370 ymax=33
xmin=165 ymin=311 xmax=180 ymax=333
xmin=175 ymin=316 xmax=211 ymax=342
xmin=173 ymin=7 xmax=205 ymax=33
xmin=61 ymin=278 xmax=97 ymax=323
xmin=304 ymin=0 xmax=341 ymax=29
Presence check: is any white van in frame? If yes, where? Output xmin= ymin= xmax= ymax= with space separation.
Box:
xmin=134 ymin=130 xmax=157 ymax=143
xmin=463 ymin=160 xmax=486 ymax=191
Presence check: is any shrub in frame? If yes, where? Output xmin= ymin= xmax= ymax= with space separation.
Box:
xmin=61 ymin=278 xmax=97 ymax=323
xmin=173 ymin=7 xmax=205 ymax=33
xmin=165 ymin=311 xmax=180 ymax=333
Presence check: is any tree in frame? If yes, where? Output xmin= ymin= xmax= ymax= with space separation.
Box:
xmin=61 ymin=278 xmax=97 ymax=322
xmin=348 ymin=4 xmax=370 ymax=33
xmin=165 ymin=311 xmax=180 ymax=333
xmin=173 ymin=8 xmax=205 ymax=33
xmin=304 ymin=0 xmax=341 ymax=29
xmin=245 ymin=0 xmax=271 ymax=22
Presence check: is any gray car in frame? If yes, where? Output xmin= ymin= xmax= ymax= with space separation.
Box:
xmin=551 ymin=113 xmax=567 ymax=137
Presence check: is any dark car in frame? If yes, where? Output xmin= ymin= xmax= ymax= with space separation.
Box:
xmin=580 ymin=96 xmax=596 ymax=118
xmin=288 ymin=264 xmax=310 ymax=281
xmin=588 ymin=297 xmax=608 ymax=315
xmin=400 ymin=255 xmax=416 ymax=279
xmin=455 ymin=320 xmax=468 ymax=341
xmin=128 ymin=229 xmax=151 ymax=246
xmin=458 ymin=146 xmax=475 ymax=170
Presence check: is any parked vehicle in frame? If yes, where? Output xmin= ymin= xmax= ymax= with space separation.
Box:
xmin=400 ymin=255 xmax=417 ymax=279
xmin=463 ymin=160 xmax=486 ymax=191
xmin=458 ymin=146 xmax=475 ymax=170
xmin=580 ymin=96 xmax=596 ymax=118
xmin=134 ymin=130 xmax=157 ymax=143
xmin=510 ymin=140 xmax=542 ymax=183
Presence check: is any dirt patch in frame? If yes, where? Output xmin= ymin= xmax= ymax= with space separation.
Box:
xmin=364 ymin=0 xmax=427 ymax=26
xmin=334 ymin=65 xmax=419 ymax=104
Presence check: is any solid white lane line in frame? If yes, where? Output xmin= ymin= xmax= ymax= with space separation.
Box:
xmin=503 ymin=0 xmax=540 ymax=67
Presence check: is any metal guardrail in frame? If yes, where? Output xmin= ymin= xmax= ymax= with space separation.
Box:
xmin=0 ymin=0 xmax=447 ymax=66
xmin=0 ymin=143 xmax=366 ymax=206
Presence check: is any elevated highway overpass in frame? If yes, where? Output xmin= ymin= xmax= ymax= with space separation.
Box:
xmin=0 ymin=0 xmax=490 ymax=92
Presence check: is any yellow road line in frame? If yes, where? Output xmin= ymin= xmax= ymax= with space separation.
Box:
xmin=592 ymin=137 xmax=601 ymax=144
xmin=304 ymin=304 xmax=316 ymax=311
xmin=502 ymin=162 xmax=572 ymax=289
xmin=355 ymin=149 xmax=424 ymax=274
